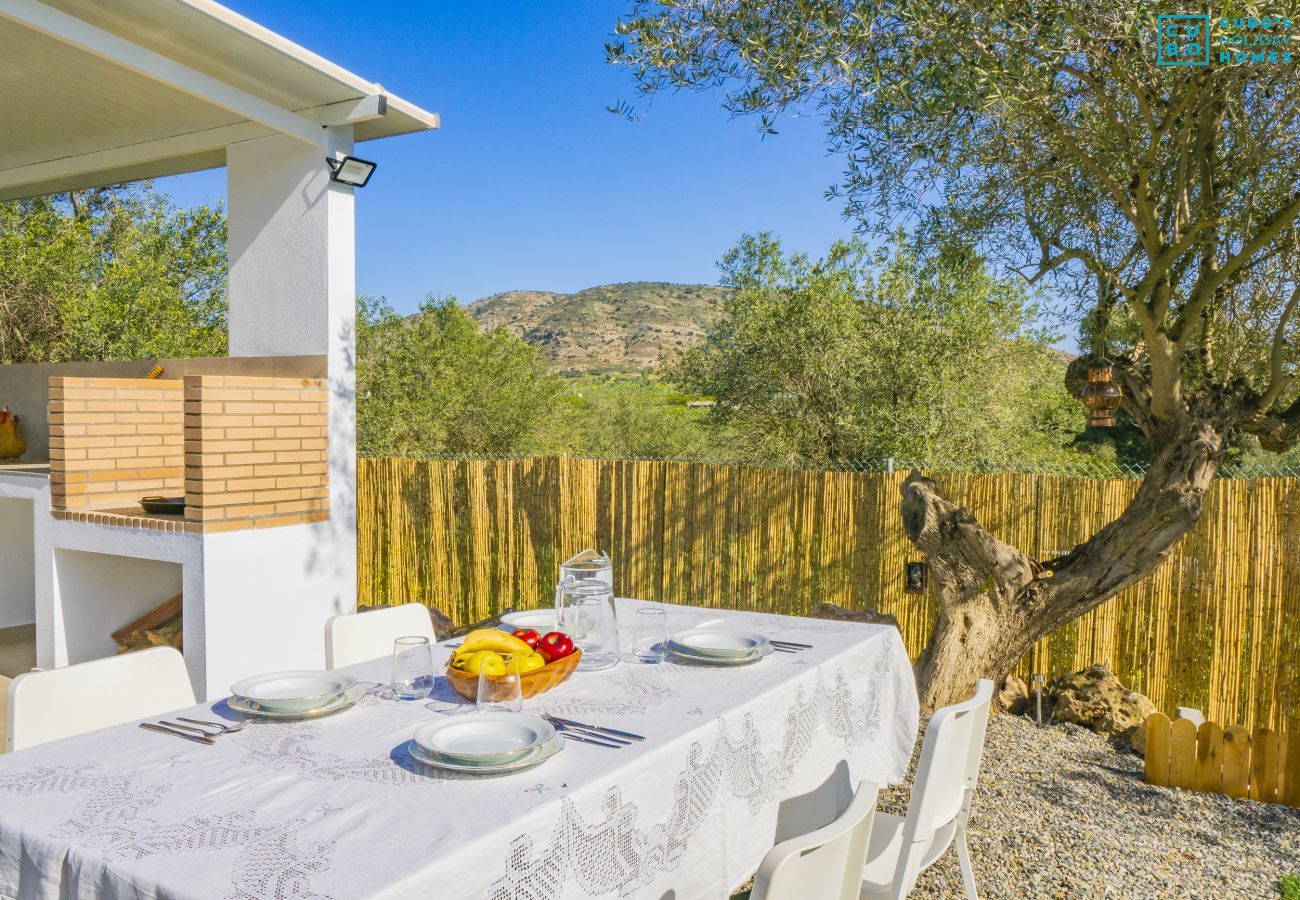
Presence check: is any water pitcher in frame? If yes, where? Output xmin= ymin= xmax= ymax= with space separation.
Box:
xmin=559 ymin=548 xmax=613 ymax=587
xmin=554 ymin=576 xmax=620 ymax=671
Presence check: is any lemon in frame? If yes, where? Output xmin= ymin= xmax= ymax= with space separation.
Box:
xmin=517 ymin=652 xmax=546 ymax=674
xmin=462 ymin=650 xmax=505 ymax=676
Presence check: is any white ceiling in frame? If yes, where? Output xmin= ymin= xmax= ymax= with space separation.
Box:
xmin=0 ymin=0 xmax=439 ymax=200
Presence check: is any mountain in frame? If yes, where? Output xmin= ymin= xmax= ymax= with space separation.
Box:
xmin=465 ymin=282 xmax=728 ymax=374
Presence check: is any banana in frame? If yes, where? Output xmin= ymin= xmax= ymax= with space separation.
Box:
xmin=459 ymin=628 xmax=535 ymax=658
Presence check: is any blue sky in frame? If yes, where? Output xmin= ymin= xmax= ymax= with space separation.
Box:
xmin=160 ymin=1 xmax=851 ymax=314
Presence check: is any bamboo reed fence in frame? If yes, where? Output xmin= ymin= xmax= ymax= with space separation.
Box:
xmin=356 ymin=456 xmax=1300 ymax=734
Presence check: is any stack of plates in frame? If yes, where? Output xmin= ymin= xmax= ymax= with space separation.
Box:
xmin=667 ymin=627 xmax=774 ymax=666
xmin=229 ymin=671 xmax=365 ymax=719
xmin=409 ymin=712 xmax=563 ymax=774
xmin=497 ymin=609 xmax=557 ymax=633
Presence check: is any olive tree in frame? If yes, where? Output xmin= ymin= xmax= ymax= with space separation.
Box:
xmin=610 ymin=2 xmax=1300 ymax=708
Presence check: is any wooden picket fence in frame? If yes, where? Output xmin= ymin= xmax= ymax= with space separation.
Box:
xmin=1143 ymin=712 xmax=1300 ymax=806
xmin=356 ymin=456 xmax=1300 ymax=734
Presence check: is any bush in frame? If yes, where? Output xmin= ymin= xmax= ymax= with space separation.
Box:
xmin=1280 ymin=874 xmax=1300 ymax=900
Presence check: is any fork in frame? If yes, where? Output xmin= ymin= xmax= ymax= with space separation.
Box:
xmin=161 ymin=720 xmax=227 ymax=739
xmin=177 ymin=716 xmax=248 ymax=735
xmin=542 ymin=713 xmax=631 ymax=746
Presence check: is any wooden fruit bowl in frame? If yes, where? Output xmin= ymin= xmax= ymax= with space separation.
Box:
xmin=445 ymin=649 xmax=582 ymax=701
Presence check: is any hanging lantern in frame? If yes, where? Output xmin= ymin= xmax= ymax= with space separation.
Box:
xmin=1081 ymin=361 xmax=1122 ymax=427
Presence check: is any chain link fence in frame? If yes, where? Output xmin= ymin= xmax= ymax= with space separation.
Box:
xmin=359 ymin=452 xmax=1300 ymax=480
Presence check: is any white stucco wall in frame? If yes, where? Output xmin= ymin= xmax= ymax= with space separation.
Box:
xmin=225 ymin=129 xmax=358 ymax=627
xmin=227 ymin=131 xmax=353 ymax=359
xmin=52 ymin=549 xmax=183 ymax=665
xmin=0 ymin=472 xmax=48 ymax=657
xmin=0 ymin=497 xmax=35 ymax=629
xmin=198 ymin=523 xmax=354 ymax=698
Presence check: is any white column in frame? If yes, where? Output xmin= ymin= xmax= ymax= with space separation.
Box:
xmin=221 ymin=130 xmax=359 ymax=685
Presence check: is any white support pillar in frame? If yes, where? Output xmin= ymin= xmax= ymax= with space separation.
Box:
xmin=223 ymin=130 xmax=359 ymax=672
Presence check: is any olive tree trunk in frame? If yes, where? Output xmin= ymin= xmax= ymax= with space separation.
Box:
xmin=904 ymin=410 xmax=1231 ymax=712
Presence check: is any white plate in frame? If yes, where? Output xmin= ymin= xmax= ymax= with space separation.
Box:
xmin=230 ymin=670 xmax=358 ymax=712
xmin=498 ymin=610 xmax=557 ymax=633
xmin=229 ymin=683 xmax=367 ymax=719
xmin=666 ymin=642 xmax=775 ymax=666
xmin=668 ymin=627 xmax=770 ymax=659
xmin=407 ymin=735 xmax=563 ymax=774
xmin=413 ymin=712 xmax=556 ymax=765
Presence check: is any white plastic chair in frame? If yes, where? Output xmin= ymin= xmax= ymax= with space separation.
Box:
xmin=4 ymin=647 xmax=195 ymax=753
xmin=750 ymin=781 xmax=881 ymax=900
xmin=324 ymin=603 xmax=438 ymax=669
xmin=860 ymin=679 xmax=994 ymax=899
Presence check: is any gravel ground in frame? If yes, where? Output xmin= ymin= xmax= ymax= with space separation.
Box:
xmin=875 ymin=714 xmax=1300 ymax=899
xmin=733 ymin=713 xmax=1299 ymax=899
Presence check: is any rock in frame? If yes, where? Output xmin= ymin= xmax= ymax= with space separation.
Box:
xmin=1044 ymin=665 xmax=1156 ymax=740
xmin=808 ymin=602 xmax=899 ymax=629
xmin=1129 ymin=719 xmax=1149 ymax=755
xmin=358 ymin=602 xmax=455 ymax=639
xmin=425 ymin=606 xmax=455 ymax=639
xmin=997 ymin=675 xmax=1029 ymax=714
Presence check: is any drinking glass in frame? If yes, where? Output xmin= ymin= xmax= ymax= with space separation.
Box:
xmin=632 ymin=607 xmax=667 ymax=663
xmin=477 ymin=654 xmax=523 ymax=713
xmin=555 ymin=576 xmax=620 ymax=671
xmin=391 ymin=636 xmax=434 ymax=700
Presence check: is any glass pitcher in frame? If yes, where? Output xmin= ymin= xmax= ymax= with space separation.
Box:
xmin=560 ymin=548 xmax=613 ymax=587
xmin=554 ymin=576 xmax=620 ymax=671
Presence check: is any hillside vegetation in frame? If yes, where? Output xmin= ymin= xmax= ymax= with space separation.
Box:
xmin=465 ymin=281 xmax=727 ymax=373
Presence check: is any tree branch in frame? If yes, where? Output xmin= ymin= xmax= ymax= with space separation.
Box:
xmin=900 ymin=472 xmax=1037 ymax=611
xmin=1204 ymin=191 xmax=1300 ymax=296
xmin=1256 ymin=283 xmax=1300 ymax=411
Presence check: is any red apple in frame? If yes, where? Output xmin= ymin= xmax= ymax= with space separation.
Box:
xmin=537 ymin=631 xmax=574 ymax=663
xmin=512 ymin=628 xmax=541 ymax=650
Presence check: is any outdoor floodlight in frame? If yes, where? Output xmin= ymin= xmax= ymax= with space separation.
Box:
xmin=326 ymin=155 xmax=377 ymax=187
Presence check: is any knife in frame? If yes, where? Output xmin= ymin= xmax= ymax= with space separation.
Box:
xmin=552 ymin=717 xmax=646 ymax=742
xmin=559 ymin=731 xmax=623 ymax=749
xmin=140 ymin=722 xmax=215 ymax=745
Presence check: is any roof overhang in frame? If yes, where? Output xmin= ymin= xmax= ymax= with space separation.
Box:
xmin=0 ymin=0 xmax=440 ymax=201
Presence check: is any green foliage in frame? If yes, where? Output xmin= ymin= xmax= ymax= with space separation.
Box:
xmin=611 ymin=1 xmax=1300 ymax=452
xmin=672 ymin=232 xmax=1080 ymax=463
xmin=1279 ymin=874 xmax=1300 ymax=900
xmin=531 ymin=374 xmax=736 ymax=459
xmin=356 ymin=295 xmax=562 ymax=456
xmin=0 ymin=185 xmax=226 ymax=363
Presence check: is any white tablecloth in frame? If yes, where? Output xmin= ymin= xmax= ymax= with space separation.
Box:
xmin=0 ymin=599 xmax=918 ymax=900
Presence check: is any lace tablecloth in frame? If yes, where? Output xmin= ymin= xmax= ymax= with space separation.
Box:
xmin=0 ymin=599 xmax=918 ymax=900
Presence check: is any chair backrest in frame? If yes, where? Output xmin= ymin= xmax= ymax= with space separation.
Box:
xmin=5 ymin=647 xmax=195 ymax=752
xmin=903 ymin=679 xmax=994 ymax=841
xmin=750 ymin=781 xmax=880 ymax=900
xmin=324 ymin=603 xmax=437 ymax=669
